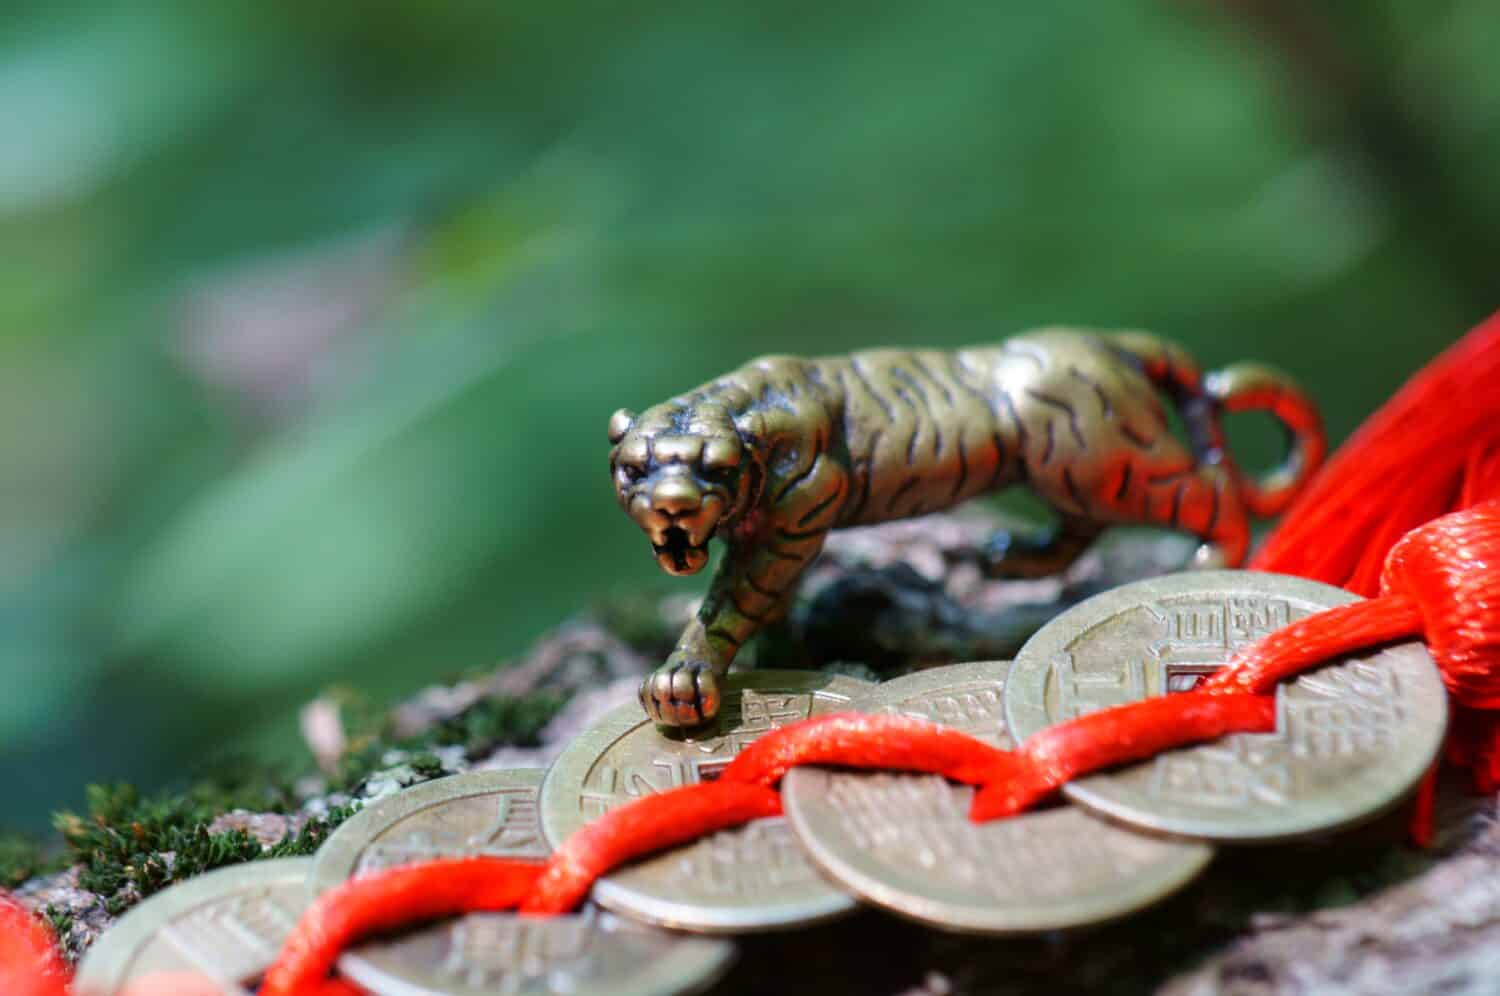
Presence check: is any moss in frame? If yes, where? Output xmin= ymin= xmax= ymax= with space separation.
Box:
xmin=51 ymin=782 xmax=359 ymax=918
xmin=185 ymin=754 xmax=304 ymax=815
xmin=57 ymin=784 xmax=249 ymax=906
xmin=407 ymin=752 xmax=446 ymax=780
xmin=267 ymin=804 xmax=360 ymax=858
xmin=427 ymin=691 xmax=563 ymax=753
xmin=22 ymin=673 xmax=567 ymax=927
xmin=43 ymin=905 xmax=73 ymax=937
xmin=328 ymin=687 xmax=566 ymax=795
xmin=0 ymin=832 xmax=62 ymax=889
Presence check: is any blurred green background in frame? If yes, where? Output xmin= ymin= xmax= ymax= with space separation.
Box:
xmin=2 ymin=1 xmax=1496 ymax=831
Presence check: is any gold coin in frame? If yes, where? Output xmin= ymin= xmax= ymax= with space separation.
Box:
xmin=782 ymin=662 xmax=1213 ymax=933
xmin=1006 ymin=570 xmax=1449 ymax=842
xmin=74 ymin=857 xmax=313 ymax=995
xmin=540 ymin=670 xmax=870 ymax=932
xmin=310 ymin=768 xmax=548 ymax=896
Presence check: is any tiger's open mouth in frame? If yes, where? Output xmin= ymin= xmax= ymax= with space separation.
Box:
xmin=654 ymin=525 xmax=710 ymax=576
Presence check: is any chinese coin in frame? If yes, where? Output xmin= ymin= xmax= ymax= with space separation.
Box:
xmin=540 ymin=670 xmax=870 ymax=932
xmin=310 ymin=768 xmax=548 ymax=896
xmin=74 ymin=857 xmax=314 ymax=995
xmin=321 ymin=768 xmax=737 ymax=995
xmin=782 ymin=661 xmax=1213 ymax=933
xmin=1006 ymin=570 xmax=1448 ymax=842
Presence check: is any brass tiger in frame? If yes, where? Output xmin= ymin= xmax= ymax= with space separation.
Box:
xmin=608 ymin=328 xmax=1325 ymax=727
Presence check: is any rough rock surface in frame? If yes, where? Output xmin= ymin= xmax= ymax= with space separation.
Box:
xmin=21 ymin=510 xmax=1494 ymax=994
xmin=14 ymin=866 xmax=116 ymax=957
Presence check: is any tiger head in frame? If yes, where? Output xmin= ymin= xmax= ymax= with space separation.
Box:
xmin=608 ymin=401 xmax=763 ymax=576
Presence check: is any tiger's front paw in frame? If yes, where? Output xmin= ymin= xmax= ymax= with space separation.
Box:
xmin=639 ymin=656 xmax=723 ymax=728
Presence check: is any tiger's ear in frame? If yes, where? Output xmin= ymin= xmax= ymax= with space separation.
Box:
xmin=608 ymin=408 xmax=637 ymax=444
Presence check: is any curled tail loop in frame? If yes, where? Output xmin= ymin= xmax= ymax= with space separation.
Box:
xmin=1107 ymin=332 xmax=1325 ymax=519
xmin=1205 ymin=363 xmax=1325 ymax=517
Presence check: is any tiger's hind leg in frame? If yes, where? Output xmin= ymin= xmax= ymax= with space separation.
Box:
xmin=971 ymin=515 xmax=1103 ymax=580
xmin=1114 ymin=456 xmax=1250 ymax=569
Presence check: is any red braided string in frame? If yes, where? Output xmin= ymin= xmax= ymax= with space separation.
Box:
xmin=971 ymin=691 xmax=1277 ymax=821
xmin=520 ymin=780 xmax=781 ymax=915
xmin=1201 ymin=595 xmax=1425 ymax=695
xmin=257 ymin=858 xmax=545 ymax=996
xmin=720 ymin=712 xmax=1009 ymax=788
xmin=1380 ymin=502 xmax=1500 ymax=708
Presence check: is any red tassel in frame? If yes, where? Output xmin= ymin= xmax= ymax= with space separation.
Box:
xmin=1410 ymin=765 xmax=1439 ymax=849
xmin=1250 ymin=310 xmax=1500 ymax=594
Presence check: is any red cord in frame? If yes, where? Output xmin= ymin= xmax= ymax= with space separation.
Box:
xmin=0 ymin=893 xmax=68 ymax=996
xmin=520 ymin=780 xmax=782 ymax=915
xmin=1380 ymin=501 xmax=1500 ymax=708
xmin=720 ymin=712 xmax=1010 ymax=788
xmin=971 ymin=690 xmax=1278 ymax=821
xmin=257 ymin=857 xmax=545 ymax=996
xmin=1202 ymin=596 xmax=1426 ymax=696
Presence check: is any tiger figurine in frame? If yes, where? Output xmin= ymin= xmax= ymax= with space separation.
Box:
xmin=608 ymin=328 xmax=1325 ymax=727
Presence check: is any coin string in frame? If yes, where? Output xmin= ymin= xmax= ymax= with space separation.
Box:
xmin=243 ymin=500 xmax=1500 ymax=996
xmin=8 ymin=501 xmax=1500 ymax=996
xmin=7 ymin=311 xmax=1500 ymax=996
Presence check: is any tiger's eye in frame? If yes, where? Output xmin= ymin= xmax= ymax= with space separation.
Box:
xmin=703 ymin=438 xmax=741 ymax=471
xmin=619 ymin=438 xmax=650 ymax=467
